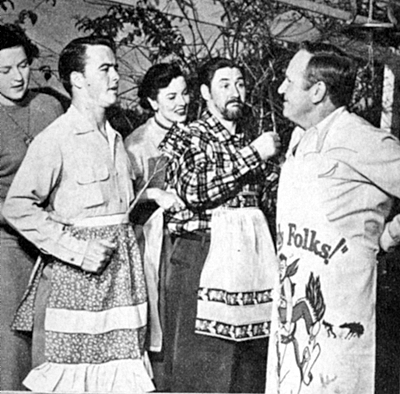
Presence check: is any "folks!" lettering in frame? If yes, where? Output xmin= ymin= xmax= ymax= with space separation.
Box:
xmin=287 ymin=223 xmax=348 ymax=264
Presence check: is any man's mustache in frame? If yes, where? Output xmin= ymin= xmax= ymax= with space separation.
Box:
xmin=226 ymin=99 xmax=244 ymax=106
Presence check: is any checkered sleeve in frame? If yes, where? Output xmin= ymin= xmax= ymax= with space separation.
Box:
xmin=175 ymin=129 xmax=263 ymax=210
xmin=259 ymin=159 xmax=280 ymax=242
xmin=158 ymin=123 xmax=192 ymax=189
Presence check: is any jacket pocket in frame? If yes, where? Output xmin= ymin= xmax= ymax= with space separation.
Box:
xmin=76 ymin=165 xmax=110 ymax=208
xmin=77 ymin=165 xmax=110 ymax=184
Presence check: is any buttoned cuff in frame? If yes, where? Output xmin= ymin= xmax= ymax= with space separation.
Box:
xmin=44 ymin=236 xmax=89 ymax=268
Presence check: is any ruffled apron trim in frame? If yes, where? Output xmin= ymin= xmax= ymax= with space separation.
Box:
xmin=23 ymin=356 xmax=155 ymax=393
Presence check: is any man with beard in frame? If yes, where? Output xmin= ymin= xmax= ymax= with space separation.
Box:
xmin=159 ymin=57 xmax=281 ymax=392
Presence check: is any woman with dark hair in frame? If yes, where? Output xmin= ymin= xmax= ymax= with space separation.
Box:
xmin=0 ymin=24 xmax=63 ymax=390
xmin=124 ymin=62 xmax=189 ymax=390
xmin=125 ymin=62 xmax=190 ymax=195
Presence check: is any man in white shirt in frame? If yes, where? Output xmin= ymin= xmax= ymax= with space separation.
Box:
xmin=266 ymin=41 xmax=400 ymax=394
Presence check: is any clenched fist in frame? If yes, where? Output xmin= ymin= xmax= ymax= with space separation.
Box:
xmin=81 ymin=238 xmax=117 ymax=274
xmin=251 ymin=132 xmax=281 ymax=161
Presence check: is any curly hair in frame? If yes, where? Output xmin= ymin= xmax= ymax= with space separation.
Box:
xmin=196 ymin=57 xmax=244 ymax=89
xmin=138 ymin=62 xmax=184 ymax=111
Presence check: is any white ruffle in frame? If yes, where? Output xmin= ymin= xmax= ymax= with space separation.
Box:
xmin=23 ymin=357 xmax=155 ymax=393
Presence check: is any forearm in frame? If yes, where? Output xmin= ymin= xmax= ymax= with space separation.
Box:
xmin=176 ymin=145 xmax=262 ymax=210
xmin=3 ymin=194 xmax=88 ymax=266
xmin=2 ymin=137 xmax=88 ymax=267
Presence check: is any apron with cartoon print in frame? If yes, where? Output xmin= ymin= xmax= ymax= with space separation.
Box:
xmin=266 ymin=140 xmax=376 ymax=394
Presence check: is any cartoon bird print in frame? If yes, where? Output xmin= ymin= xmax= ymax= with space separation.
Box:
xmin=277 ymin=254 xmax=326 ymax=389
xmin=278 ymin=256 xmax=326 ymax=343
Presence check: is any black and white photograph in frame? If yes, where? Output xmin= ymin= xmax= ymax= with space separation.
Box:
xmin=1 ymin=1 xmax=400 ymax=393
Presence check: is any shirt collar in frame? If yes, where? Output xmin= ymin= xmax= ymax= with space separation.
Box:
xmin=289 ymin=107 xmax=346 ymax=157
xmin=67 ymin=104 xmax=120 ymax=139
xmin=312 ymin=106 xmax=346 ymax=152
xmin=202 ymin=109 xmax=244 ymax=142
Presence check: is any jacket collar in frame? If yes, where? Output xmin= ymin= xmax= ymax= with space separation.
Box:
xmin=66 ymin=104 xmax=120 ymax=139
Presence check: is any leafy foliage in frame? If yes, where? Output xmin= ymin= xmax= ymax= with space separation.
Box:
xmin=0 ymin=0 xmax=14 ymax=11
xmin=75 ymin=1 xmax=185 ymax=64
xmin=0 ymin=0 xmax=57 ymax=24
xmin=73 ymin=0 xmax=386 ymax=144
xmin=74 ymin=0 xmax=296 ymax=142
xmin=1 ymin=0 xmax=385 ymax=140
xmin=16 ymin=9 xmax=38 ymax=25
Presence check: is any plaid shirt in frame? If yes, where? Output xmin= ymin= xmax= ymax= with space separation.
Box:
xmin=159 ymin=109 xmax=279 ymax=235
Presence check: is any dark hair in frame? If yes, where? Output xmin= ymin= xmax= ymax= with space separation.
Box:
xmin=0 ymin=24 xmax=38 ymax=64
xmin=58 ymin=36 xmax=116 ymax=96
xmin=300 ymin=41 xmax=356 ymax=108
xmin=197 ymin=57 xmax=244 ymax=89
xmin=138 ymin=63 xmax=184 ymax=111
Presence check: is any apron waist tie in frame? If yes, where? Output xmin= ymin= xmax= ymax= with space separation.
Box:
xmin=72 ymin=213 xmax=129 ymax=227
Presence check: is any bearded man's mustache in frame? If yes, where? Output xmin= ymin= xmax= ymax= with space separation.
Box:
xmin=226 ymin=99 xmax=243 ymax=105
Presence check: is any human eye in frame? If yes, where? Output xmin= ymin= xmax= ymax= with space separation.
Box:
xmin=0 ymin=67 xmax=10 ymax=74
xmin=100 ymin=64 xmax=113 ymax=73
xmin=19 ymin=60 xmax=29 ymax=69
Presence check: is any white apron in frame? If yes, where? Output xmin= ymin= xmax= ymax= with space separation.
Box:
xmin=142 ymin=208 xmax=164 ymax=352
xmin=266 ymin=148 xmax=376 ymax=394
xmin=195 ymin=205 xmax=278 ymax=341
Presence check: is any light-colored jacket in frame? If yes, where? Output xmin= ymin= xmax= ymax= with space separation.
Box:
xmin=2 ymin=105 xmax=134 ymax=267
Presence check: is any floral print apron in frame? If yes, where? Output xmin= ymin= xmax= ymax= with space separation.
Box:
xmin=12 ymin=217 xmax=154 ymax=393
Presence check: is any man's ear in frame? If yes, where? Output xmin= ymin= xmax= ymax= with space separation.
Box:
xmin=311 ymin=81 xmax=327 ymax=104
xmin=147 ymin=97 xmax=159 ymax=112
xmin=200 ymin=84 xmax=211 ymax=102
xmin=70 ymin=71 xmax=84 ymax=90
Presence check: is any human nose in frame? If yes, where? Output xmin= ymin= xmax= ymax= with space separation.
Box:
xmin=111 ymin=67 xmax=120 ymax=83
xmin=278 ymin=80 xmax=286 ymax=95
xmin=11 ymin=67 xmax=23 ymax=81
xmin=230 ymin=84 xmax=240 ymax=97
xmin=177 ymin=94 xmax=189 ymax=106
